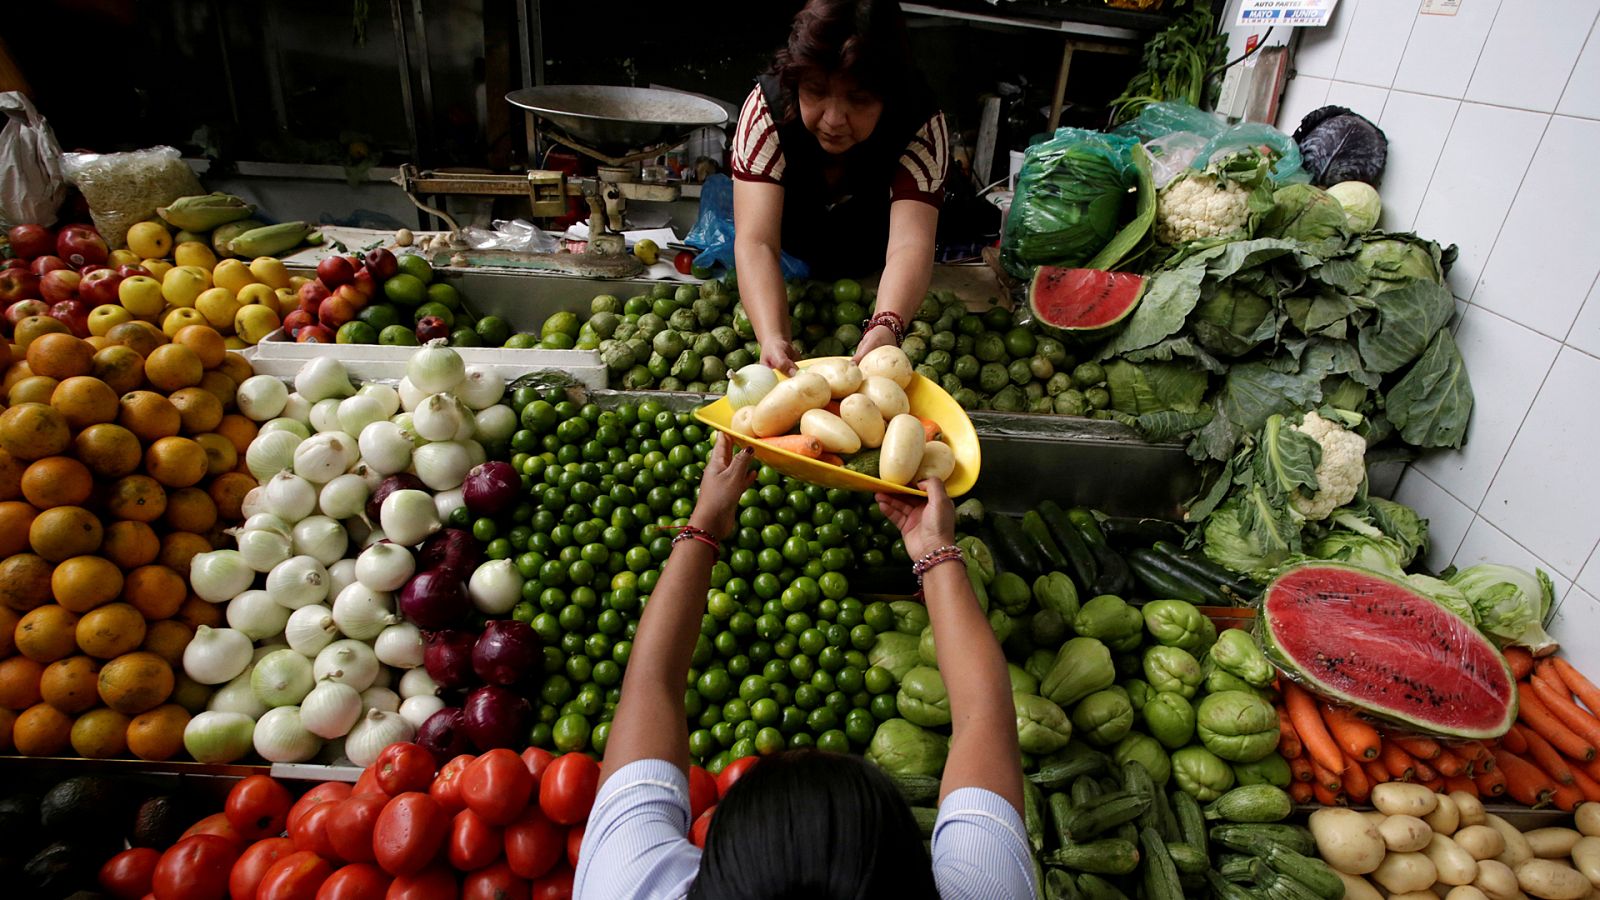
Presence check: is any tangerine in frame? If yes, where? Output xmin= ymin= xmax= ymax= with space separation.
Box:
xmin=118 ymin=391 xmax=181 ymax=442
xmin=208 ymin=471 xmax=256 ymax=520
xmin=8 ymin=374 xmax=60 ymax=405
xmin=105 ymin=320 xmax=167 ymax=358
xmin=0 ymin=606 xmax=17 ymax=656
xmin=173 ymin=325 xmax=226 ymax=369
xmin=145 ymin=436 xmax=207 ymax=488
xmin=105 ymin=475 xmax=166 ymax=524
xmin=39 ymin=655 xmax=101 ymax=713
xmin=51 ymin=555 xmax=124 ymax=613
xmin=0 ymin=402 xmax=71 ymax=460
xmin=122 ymin=564 xmax=185 ymax=620
xmin=0 ymin=656 xmax=44 ymax=709
xmin=14 ymin=604 xmax=80 ymax=663
xmin=213 ymin=415 xmax=257 ymax=456
xmin=91 ymin=344 xmax=146 ymax=394
xmin=141 ymin=619 xmax=192 ymax=665
xmin=25 ymin=333 xmax=95 ymax=380
xmin=13 ymin=316 xmax=69 ymax=353
xmin=144 ymin=344 xmax=204 ymax=392
xmin=19 ymin=456 xmax=93 ymax=509
xmin=98 ymin=651 xmax=173 ymax=714
xmin=0 ymin=553 xmax=53 ymax=612
xmin=29 ymin=505 xmax=104 ymax=560
xmin=158 ymin=532 xmax=213 ymax=577
xmin=12 ymin=701 xmax=71 ymax=755
xmin=194 ymin=433 xmax=238 ymax=477
xmin=218 ymin=352 xmax=254 ymax=386
xmin=0 ymin=501 xmax=37 ymax=556
xmin=76 ymin=602 xmax=146 ymax=659
xmin=126 ymin=703 xmax=188 ymax=761
xmin=198 ymin=371 xmax=237 ymax=411
xmin=73 ymin=423 xmax=144 ymax=479
xmin=0 ymin=448 xmax=22 ymax=499
xmin=175 ymin=594 xmax=222 ymax=631
xmin=70 ymin=707 xmax=131 ymax=759
xmin=169 ymin=386 xmax=224 ymax=434
xmin=103 ymin=520 xmax=161 ymax=570
xmin=50 ymin=375 xmax=120 ymax=429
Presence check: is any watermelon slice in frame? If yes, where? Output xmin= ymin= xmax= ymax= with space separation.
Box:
xmin=1028 ymin=268 xmax=1145 ymax=338
xmin=1259 ymin=563 xmax=1516 ymax=740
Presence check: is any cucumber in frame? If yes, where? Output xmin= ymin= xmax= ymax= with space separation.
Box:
xmin=1171 ymin=791 xmax=1208 ymax=867
xmin=1021 ymin=510 xmax=1070 ymax=570
xmin=1166 ymin=841 xmax=1210 ymax=876
xmin=910 ymin=805 xmax=938 ymax=838
xmin=1255 ymin=844 xmax=1345 ymax=900
xmin=1122 ymin=760 xmax=1159 ymax=836
xmin=1256 ymin=870 xmax=1326 ymax=900
xmin=1060 ymin=791 xmax=1150 ymax=842
xmin=842 ymin=449 xmax=880 ymax=476
xmin=1030 ymin=747 xmax=1111 ymax=789
xmin=1097 ymin=516 xmax=1186 ymax=545
xmin=1150 ymin=541 xmax=1260 ymax=602
xmin=1040 ymin=501 xmax=1098 ymax=590
xmin=1074 ymin=873 xmax=1131 ymax=900
xmin=891 ymin=774 xmax=941 ymax=805
xmin=1209 ymin=824 xmax=1316 ymax=857
xmin=1218 ymin=853 xmax=1263 ymax=882
xmin=1071 ymin=774 xmax=1104 ymax=808
xmin=1204 ymin=785 xmax=1293 ymax=823
xmin=1048 ymin=791 xmax=1075 ymax=850
xmin=1044 ymin=869 xmax=1082 ymax=900
xmin=1206 ymin=870 xmax=1263 ymax=900
xmin=1066 ymin=507 xmax=1132 ymax=595
xmin=993 ymin=515 xmax=1044 ymax=577
xmin=1041 ymin=839 xmax=1140 ymax=875
xmin=1126 ymin=548 xmax=1221 ymax=605
xmin=1024 ymin=779 xmax=1046 ymax=853
xmin=1139 ymin=826 xmax=1185 ymax=900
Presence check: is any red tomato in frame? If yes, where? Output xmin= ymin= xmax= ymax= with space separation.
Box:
xmin=257 ymin=850 xmax=334 ymax=900
xmin=690 ymin=806 xmax=715 ymax=849
xmin=530 ymin=866 xmax=572 ymax=900
xmin=153 ymin=835 xmax=239 ymax=900
xmin=462 ymin=748 xmax=534 ymax=826
xmin=353 ymin=767 xmax=388 ymax=798
xmin=184 ymin=812 xmax=247 ymax=848
xmin=687 ymin=766 xmax=717 ymax=820
xmin=448 ymin=808 xmax=503 ymax=872
xmin=288 ymin=783 xmax=353 ymax=833
xmin=229 ymin=838 xmax=297 ymax=900
xmin=315 ymin=863 xmax=391 ymax=900
xmin=226 ymin=775 xmax=295 ymax=840
xmin=564 ymin=826 xmax=583 ymax=870
xmin=520 ymin=748 xmax=554 ymax=788
xmin=537 ymin=755 xmax=598 ymax=826
xmin=100 ymin=847 xmax=161 ymax=899
xmin=385 ymin=864 xmax=458 ymax=900
xmin=674 ymin=250 xmax=695 ymax=275
xmin=326 ymin=794 xmax=389 ymax=864
xmin=373 ymin=793 xmax=449 ymax=877
xmin=431 ymin=754 xmax=476 ymax=814
xmin=715 ymin=756 xmax=759 ymax=798
xmin=290 ymin=801 xmax=343 ymax=862
xmin=503 ymin=806 xmax=562 ymax=880
xmin=377 ymin=743 xmax=438 ymax=796
xmin=462 ymin=860 xmax=528 ymax=900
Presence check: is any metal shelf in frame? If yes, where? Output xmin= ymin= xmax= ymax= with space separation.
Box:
xmin=903 ymin=1 xmax=1164 ymax=39
xmin=0 ymin=755 xmax=362 ymax=784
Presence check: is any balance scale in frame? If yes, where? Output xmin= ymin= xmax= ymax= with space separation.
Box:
xmin=392 ymin=85 xmax=727 ymax=277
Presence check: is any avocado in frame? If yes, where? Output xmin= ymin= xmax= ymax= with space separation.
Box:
xmin=0 ymin=794 xmax=40 ymax=847
xmin=23 ymin=842 xmax=93 ymax=897
xmin=40 ymin=776 xmax=123 ymax=841
xmin=132 ymin=794 xmax=185 ymax=849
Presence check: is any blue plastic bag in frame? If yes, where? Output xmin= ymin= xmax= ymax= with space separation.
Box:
xmin=683 ymin=174 xmax=810 ymax=279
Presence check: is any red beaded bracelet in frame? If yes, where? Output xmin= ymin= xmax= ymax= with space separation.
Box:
xmin=861 ymin=310 xmax=906 ymax=346
xmin=911 ymin=544 xmax=964 ymax=588
xmin=670 ymin=524 xmax=720 ymax=551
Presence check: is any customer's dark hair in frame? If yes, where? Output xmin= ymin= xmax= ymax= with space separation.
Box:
xmin=769 ymin=0 xmax=915 ymax=119
xmin=688 ymin=749 xmax=937 ymax=900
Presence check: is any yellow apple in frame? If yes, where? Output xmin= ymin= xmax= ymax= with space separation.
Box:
xmin=88 ymin=304 xmax=134 ymax=337
xmin=162 ymin=306 xmax=208 ymax=337
xmin=141 ymin=258 xmax=174 ymax=280
xmin=196 ymin=286 xmax=241 ymax=331
xmin=173 ymin=241 xmax=217 ymax=270
xmin=119 ymin=275 xmax=167 ymax=317
xmin=108 ymin=248 xmax=142 ymax=268
xmin=249 ymin=257 xmax=292 ymax=290
xmin=161 ymin=266 xmax=208 ymax=308
xmin=234 ymin=304 xmax=281 ymax=344
xmin=212 ymin=259 xmax=257 ymax=294
xmin=237 ymin=283 xmax=277 ymax=311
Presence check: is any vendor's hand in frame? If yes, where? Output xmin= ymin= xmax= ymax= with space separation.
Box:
xmin=875 ymin=478 xmax=957 ymax=563
xmin=690 ymin=434 xmax=757 ymax=540
xmin=760 ymin=340 xmax=799 ymax=375
xmin=852 ymin=323 xmax=899 ymax=363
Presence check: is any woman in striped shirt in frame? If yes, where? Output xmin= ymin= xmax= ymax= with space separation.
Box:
xmin=731 ymin=0 xmax=950 ymax=374
xmin=573 ymin=435 xmax=1036 ymax=899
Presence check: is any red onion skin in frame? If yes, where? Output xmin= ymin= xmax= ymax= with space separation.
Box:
xmin=424 ymin=628 xmax=478 ymax=690
xmin=417 ymin=528 xmax=482 ymax=582
xmin=472 ymin=620 xmax=541 ymax=686
xmin=416 ymin=707 xmax=472 ymax=760
xmin=463 ymin=461 xmax=520 ymax=517
xmin=462 ymin=685 xmax=532 ymax=751
xmin=400 ymin=569 xmax=470 ymax=630
xmin=368 ymin=472 xmax=427 ymax=522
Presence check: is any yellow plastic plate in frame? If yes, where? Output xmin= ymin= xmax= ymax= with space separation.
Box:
xmin=693 ymin=358 xmax=981 ymax=497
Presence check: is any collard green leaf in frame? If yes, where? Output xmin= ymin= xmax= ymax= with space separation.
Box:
xmin=1386 ymin=328 xmax=1473 ymax=449
xmin=1191 ymin=281 xmax=1274 ymax=357
xmin=1104 ymin=359 xmax=1211 ymax=416
xmin=1356 ymin=279 xmax=1454 ymax=373
xmin=1252 ymin=414 xmax=1322 ymax=498
xmin=1120 ymin=335 xmax=1227 ymax=373
xmin=1311 ymin=256 xmax=1369 ymax=295
xmin=1193 ymin=361 xmax=1324 ymax=460
xmin=1095 ymin=264 xmax=1206 ymax=358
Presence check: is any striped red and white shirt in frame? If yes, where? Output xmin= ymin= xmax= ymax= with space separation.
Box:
xmin=730 ymin=86 xmax=949 ymax=206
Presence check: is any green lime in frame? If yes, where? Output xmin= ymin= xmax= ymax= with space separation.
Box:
xmin=542 ymin=310 xmax=580 ymax=340
xmin=832 ymin=279 xmax=862 ymax=303
xmin=378 ymin=324 xmax=419 ymax=346
xmin=448 ymin=327 xmax=480 ymax=347
xmin=426 ymin=281 xmax=462 ymax=310
xmin=336 ymin=321 xmax=378 ymax=344
xmin=396 ymin=253 xmax=434 ymax=284
xmin=476 ymin=315 xmax=510 ymax=346
xmin=591 ymin=294 xmax=620 ymax=314
xmin=1003 ymin=326 xmax=1038 ymax=359
xmin=552 ymin=713 xmax=589 ymax=751
xmin=358 ymin=303 xmax=401 ymax=331
xmin=505 ymin=332 xmax=538 ymax=349
xmin=383 ymin=273 xmax=427 ymax=306
xmin=414 ymin=301 xmax=455 ymax=327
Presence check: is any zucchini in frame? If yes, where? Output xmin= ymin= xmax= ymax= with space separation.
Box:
xmin=1042 ymin=839 xmax=1140 ymax=875
xmin=1122 ymin=760 xmax=1159 ymax=837
xmin=1150 ymin=541 xmax=1260 ymax=602
xmin=1040 ymin=501 xmax=1098 ymax=590
xmin=1218 ymin=854 xmax=1263 ymax=882
xmin=1209 ymin=824 xmax=1316 ymax=857
xmin=1126 ymin=548 xmax=1221 ymax=605
xmin=1029 ymin=748 xmax=1110 ymax=789
xmin=1044 ymin=869 xmax=1082 ymax=900
xmin=1067 ymin=507 xmax=1132 ymax=596
xmin=1166 ymin=841 xmax=1210 ymax=876
xmin=1070 ymin=774 xmax=1103 ymax=808
xmin=1024 ymin=778 xmax=1046 ymax=853
xmin=1021 ymin=510 xmax=1070 ymax=570
xmin=1256 ymin=870 xmax=1325 ymax=900
xmin=1255 ymin=844 xmax=1344 ymax=900
xmin=1171 ymin=791 xmax=1208 ymax=866
xmin=1061 ymin=791 xmax=1150 ymax=842
xmin=1206 ymin=870 xmax=1263 ymax=900
xmin=1139 ymin=826 xmax=1185 ymax=900
xmin=1074 ymin=873 xmax=1130 ymax=900
xmin=910 ymin=805 xmax=938 ymax=838
xmin=891 ymin=774 xmax=941 ymax=806
xmin=993 ymin=515 xmax=1044 ymax=577
xmin=1048 ymin=791 xmax=1074 ymax=850
xmin=1204 ymin=785 xmax=1293 ymax=823
xmin=841 ymin=448 xmax=880 ymax=476
xmin=1097 ymin=516 xmax=1186 ymax=545
xmin=1115 ymin=822 xmax=1138 ymax=845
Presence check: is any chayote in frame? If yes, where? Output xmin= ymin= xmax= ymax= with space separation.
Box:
xmin=1142 ymin=599 xmax=1217 ymax=654
xmin=868 ymin=632 xmax=922 ymax=681
xmin=1030 ymin=609 xmax=1068 ymax=648
xmin=957 ymin=536 xmax=995 ymax=586
xmin=1008 ymin=663 xmax=1040 ymax=697
xmin=1014 ymin=692 xmax=1074 ymax=754
xmin=1024 ymin=650 xmax=1056 ymax=685
xmin=992 ymin=572 xmax=1032 ymax=616
xmin=1210 ymin=628 xmax=1275 ymax=687
xmin=1232 ymin=754 xmax=1293 ymax=788
xmin=1196 ymin=690 xmax=1280 ymax=763
xmin=1041 ymin=637 xmax=1116 ymax=707
xmin=896 ymin=666 xmax=951 ymax=727
xmin=964 ymin=558 xmax=990 ymax=614
xmin=1171 ymin=745 xmax=1236 ymax=801
xmin=1073 ymin=595 xmax=1144 ymax=652
xmin=1113 ymin=732 xmax=1172 ymax=787
xmin=890 ymin=600 xmax=931 ymax=636
xmin=1202 ymin=656 xmax=1265 ymax=696
xmin=1033 ymin=571 xmax=1080 ymax=620
xmin=1125 ymin=678 xmax=1153 ymax=714
xmin=866 ymin=718 xmax=949 ymax=777
xmin=1142 ymin=690 xmax=1197 ymax=749
xmin=1070 ymin=687 xmax=1134 ymax=747
xmin=988 ymin=609 xmax=1016 ymax=645
xmin=918 ymin=626 xmax=938 ymax=667
xmin=1143 ymin=645 xmax=1204 ymax=699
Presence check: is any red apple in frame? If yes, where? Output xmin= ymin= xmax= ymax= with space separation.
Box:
xmin=30 ymin=255 xmax=67 ymax=276
xmin=316 ymin=256 xmax=355 ymax=288
xmin=40 ymin=269 xmax=81 ymax=303
xmin=6 ymin=299 xmax=48 ymax=327
xmin=283 ymin=308 xmax=314 ymax=335
xmin=334 ymin=284 xmax=368 ymax=311
xmin=364 ymin=248 xmax=399 ymax=279
xmin=116 ymin=264 xmax=152 ymax=278
xmin=49 ymin=299 xmax=91 ymax=336
xmin=3 ymin=258 xmax=29 ymax=270
xmin=351 ymin=267 xmax=378 ymax=299
xmin=297 ymin=324 xmax=336 ymax=343
xmin=0 ymin=269 xmax=38 ymax=303
xmin=7 ymin=224 xmax=54 ymax=260
xmin=56 ymin=225 xmax=108 ymax=269
xmin=79 ymin=268 xmax=123 ymax=306
xmin=415 ymin=315 xmax=449 ymax=342
xmin=297 ymin=280 xmax=331 ymax=315
xmin=318 ymin=295 xmax=357 ymax=327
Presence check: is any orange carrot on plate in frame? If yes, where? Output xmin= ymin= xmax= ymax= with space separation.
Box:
xmin=1550 ymin=657 xmax=1600 ymax=716
xmin=1514 ymin=722 xmax=1575 ymax=785
xmin=1434 ymin=748 xmax=1467 ymax=778
xmin=1380 ymin=742 xmax=1416 ymax=781
xmin=1276 ymin=706 xmax=1303 ymax=759
xmin=1491 ymin=748 xmax=1558 ymax=807
xmin=756 ymin=434 xmax=824 ymax=458
xmin=1321 ymin=702 xmax=1381 ymax=761
xmin=1289 ymin=755 xmax=1314 ymax=783
xmin=1444 ymin=774 xmax=1478 ymax=797
xmin=1289 ymin=780 xmax=1315 ymax=804
xmin=1341 ymin=755 xmax=1372 ymax=803
xmin=1569 ymin=767 xmax=1600 ymax=803
xmin=1475 ymin=764 xmax=1508 ymax=798
xmin=1530 ymin=670 xmax=1600 ymax=750
xmin=1504 ymin=646 xmax=1535 ymax=680
xmin=1499 ymin=726 xmax=1529 ymax=755
xmin=1549 ymin=782 xmax=1584 ymax=812
xmin=1285 ymin=683 xmax=1346 ymax=775
xmin=1519 ymin=683 xmax=1597 ymax=761
xmin=1311 ymin=780 xmax=1343 ymax=806
xmin=1363 ymin=759 xmax=1391 ymax=785
xmin=1392 ymin=735 xmax=1442 ymax=761
xmin=1309 ymin=759 xmax=1343 ymax=794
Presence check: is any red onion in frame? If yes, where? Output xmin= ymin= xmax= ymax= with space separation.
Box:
xmin=472 ymin=620 xmax=541 ymax=686
xmin=417 ymin=528 xmax=481 ymax=582
xmin=368 ymin=473 xmax=427 ymax=522
xmin=462 ymin=685 xmax=532 ymax=751
xmin=424 ymin=629 xmax=478 ymax=690
xmin=463 ymin=461 xmax=520 ymax=518
xmin=416 ymin=707 xmax=472 ymax=760
xmin=401 ymin=569 xmax=470 ymax=630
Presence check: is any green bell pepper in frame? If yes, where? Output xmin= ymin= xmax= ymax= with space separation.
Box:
xmin=1172 ymin=745 xmax=1236 ymax=801
xmin=1142 ymin=599 xmax=1217 ymax=654
xmin=1070 ymin=687 xmax=1134 ymax=747
xmin=1041 ymin=637 xmax=1116 ymax=707
xmin=1142 ymin=690 xmax=1197 ymax=749
xmin=1196 ymin=691 xmax=1279 ymax=763
xmin=1143 ymin=645 xmax=1203 ymax=699
xmin=1210 ymin=629 xmax=1275 ymax=688
xmin=1014 ymin=692 xmax=1074 ymax=754
xmin=866 ymin=718 xmax=949 ymax=777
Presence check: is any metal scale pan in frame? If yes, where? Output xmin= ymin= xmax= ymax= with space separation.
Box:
xmin=506 ymin=85 xmax=728 ymax=162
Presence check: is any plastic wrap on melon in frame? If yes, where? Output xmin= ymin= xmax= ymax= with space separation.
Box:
xmin=1000 ymin=128 xmax=1142 ymax=278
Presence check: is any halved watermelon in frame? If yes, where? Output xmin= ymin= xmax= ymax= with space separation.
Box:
xmin=1028 ymin=268 xmax=1145 ymax=338
xmin=1259 ymin=563 xmax=1516 ymax=740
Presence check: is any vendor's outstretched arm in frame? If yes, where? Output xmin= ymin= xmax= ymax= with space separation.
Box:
xmin=733 ymin=178 xmax=797 ymax=373
xmin=856 ymin=199 xmax=939 ymax=361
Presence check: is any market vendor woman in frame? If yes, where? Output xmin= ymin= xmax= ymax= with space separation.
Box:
xmin=733 ymin=0 xmax=949 ymax=373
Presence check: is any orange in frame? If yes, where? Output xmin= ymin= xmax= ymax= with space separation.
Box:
xmin=0 ymin=605 xmax=17 ymax=656
xmin=76 ymin=602 xmax=146 ymax=659
xmin=176 ymin=594 xmax=222 ymax=631
xmin=9 ymin=374 xmax=60 ymax=405
xmin=0 ymin=448 xmax=22 ymax=500
xmin=72 ymin=423 xmax=143 ymax=478
xmin=118 ymin=391 xmax=181 ymax=442
xmin=103 ymin=521 xmax=161 ymax=570
xmin=145 ymin=436 xmax=207 ymax=488
xmin=0 ymin=402 xmax=71 ymax=460
xmin=214 ymin=414 xmax=257 ymax=457
xmin=91 ymin=344 xmax=145 ymax=395
xmin=98 ymin=651 xmax=173 ymax=714
xmin=0 ymin=553 xmax=53 ymax=612
xmin=12 ymin=701 xmax=71 ymax=755
xmin=14 ymin=604 xmax=79 ymax=663
xmin=199 ymin=371 xmax=237 ymax=411
xmin=159 ymin=532 xmax=212 ymax=578
xmin=163 ymin=487 xmax=218 ymax=534
xmin=1 ymin=359 xmax=34 ymax=394
xmin=195 ymin=433 xmax=238 ymax=477
xmin=169 ymin=386 xmax=223 ymax=434
xmin=173 ymin=325 xmax=226 ymax=369
xmin=106 ymin=320 xmax=166 ymax=358
xmin=141 ymin=619 xmax=192 ymax=665
xmin=71 ymin=707 xmax=131 ymax=758
xmin=50 ymin=375 xmax=120 ymax=430
xmin=0 ymin=501 xmax=37 ymax=557
xmin=19 ymin=456 xmax=93 ymax=509
xmin=29 ymin=505 xmax=103 ymax=561
xmin=126 ymin=703 xmax=188 ymax=761
xmin=39 ymin=655 xmax=101 ymax=713
xmin=25 ymin=333 xmax=95 ymax=380
xmin=0 ymin=707 xmax=15 ymax=752
xmin=105 ymin=475 xmax=166 ymax=523
xmin=122 ymin=564 xmax=185 ymax=620
xmin=144 ymin=344 xmax=204 ymax=392
xmin=208 ymin=471 xmax=256 ymax=520
xmin=51 ymin=555 xmax=125 ymax=613
xmin=0 ymin=656 xmax=43 ymax=709
xmin=218 ymin=352 xmax=254 ymax=387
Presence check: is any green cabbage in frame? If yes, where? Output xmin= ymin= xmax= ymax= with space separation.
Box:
xmin=1354 ymin=234 xmax=1445 ymax=293
xmin=1404 ymin=573 xmax=1476 ymax=625
xmin=1308 ymin=531 xmax=1411 ymax=576
xmin=1326 ymin=181 xmax=1382 ymax=233
xmin=1448 ymin=564 xmax=1557 ymax=655
xmin=1259 ymin=184 xmax=1349 ymax=246
xmin=1201 ymin=497 xmax=1294 ymax=582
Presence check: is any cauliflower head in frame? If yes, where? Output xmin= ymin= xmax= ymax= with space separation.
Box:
xmin=1290 ymin=410 xmax=1366 ymax=520
xmin=1155 ymin=173 xmax=1251 ymax=245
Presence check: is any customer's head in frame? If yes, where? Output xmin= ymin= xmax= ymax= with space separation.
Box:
xmin=771 ymin=0 xmax=914 ymax=153
xmin=689 ymin=749 xmax=936 ymax=899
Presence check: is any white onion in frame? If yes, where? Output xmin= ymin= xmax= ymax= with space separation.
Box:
xmin=457 ymin=366 xmax=506 ymax=410
xmin=399 ymin=694 xmax=446 ymax=731
xmin=433 ymin=488 xmax=465 ymax=524
xmin=407 ymin=341 xmax=466 ymax=394
xmin=380 ymin=490 xmax=441 ymax=546
xmin=338 ymin=394 xmax=387 ymax=436
xmin=244 ymin=512 xmax=290 ymax=534
xmin=253 ymin=706 xmax=321 ymax=763
xmin=413 ymin=393 xmax=466 ymax=442
xmin=292 ymin=516 xmax=348 ymax=566
xmin=374 ymin=622 xmax=425 ymax=668
xmin=363 ymin=527 xmax=387 ymax=548
xmin=349 ymin=462 xmax=387 ymax=494
xmin=267 ymin=555 xmax=330 ymax=609
xmin=359 ymin=383 xmax=401 ymax=418
xmin=295 ymin=356 xmax=355 ymax=402
xmin=413 ymin=441 xmax=472 ymax=491
xmin=281 ymin=392 xmax=313 ymax=423
xmin=355 ymin=542 xmax=415 ymax=592
xmin=285 ymin=604 xmax=338 ymax=656
xmin=463 ymin=440 xmax=487 ymax=468
xmin=398 ymin=377 xmax=427 ymax=412
xmin=332 ymin=583 xmax=398 ymax=641
xmin=294 ymin=432 xmax=359 ymax=484
xmin=468 ymin=559 xmax=522 ymax=615
xmin=315 ymin=639 xmax=381 ymax=691
xmin=247 ymin=429 xmax=304 ymax=483
xmin=259 ymin=417 xmax=311 ymax=439
xmin=183 ymin=625 xmax=254 ymax=684
xmin=237 ymin=375 xmax=289 ymax=421
xmin=391 ymin=413 xmax=426 ymax=446
xmin=209 ymin=667 xmax=268 ymax=719
xmin=474 ymin=405 xmax=517 ymax=443
xmin=357 ymin=421 xmax=412 ymax=475
xmin=345 ymin=708 xmax=414 ymax=767
xmin=226 ymin=589 xmax=290 ymax=640
xmin=398 ymin=666 xmax=438 ymax=699
xmin=327 ymin=558 xmax=359 ymax=599
xmin=253 ymin=648 xmax=315 ymax=707
xmin=369 ymin=664 xmax=393 ymax=690
xmin=240 ymin=487 xmax=268 ymax=520
xmin=236 ymin=526 xmax=293 ymax=573
xmin=185 ymin=710 xmax=257 ymax=763
xmin=361 ymin=686 xmax=401 ymax=713
xmin=300 ymin=679 xmax=363 ymax=739
xmin=190 ymin=550 xmax=255 ymax=604
xmin=319 ymin=473 xmax=369 ymax=520
xmin=262 ymin=471 xmax=317 ymax=523
xmin=309 ymin=398 xmax=344 ymax=435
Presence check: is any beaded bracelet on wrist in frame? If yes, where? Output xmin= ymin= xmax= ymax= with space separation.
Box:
xmin=862 ymin=310 xmax=906 ymax=346
xmin=911 ymin=544 xmax=964 ymax=588
xmin=670 ymin=524 xmax=720 ymax=552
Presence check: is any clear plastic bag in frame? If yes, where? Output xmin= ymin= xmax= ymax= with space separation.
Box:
xmin=999 ymin=127 xmax=1140 ymax=279
xmin=462 ymin=218 xmax=560 ymax=253
xmin=684 ymin=174 xmax=809 ymax=278
xmin=1113 ymin=101 xmax=1308 ymax=186
xmin=0 ymin=92 xmax=66 ymax=227
xmin=62 ymin=145 xmax=203 ymax=249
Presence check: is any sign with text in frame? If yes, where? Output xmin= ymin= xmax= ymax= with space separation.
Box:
xmin=1236 ymin=0 xmax=1341 ymax=27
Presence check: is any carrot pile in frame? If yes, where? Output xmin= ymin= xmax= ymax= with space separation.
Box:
xmin=1277 ymin=651 xmax=1600 ymax=810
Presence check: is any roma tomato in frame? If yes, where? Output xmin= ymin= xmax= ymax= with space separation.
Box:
xmin=353 ymin=767 xmax=388 ymax=798
xmin=257 ymin=850 xmax=334 ymax=900
xmin=184 ymin=812 xmax=247 ymax=848
xmin=373 ymin=793 xmax=449 ymax=877
xmin=326 ymin=794 xmax=388 ymax=864
xmin=377 ymin=743 xmax=437 ymax=796
xmin=462 ymin=860 xmax=528 ymax=900
xmin=100 ymin=847 xmax=160 ymax=899
xmin=448 ymin=808 xmax=503 ymax=872
xmin=503 ymin=807 xmax=561 ymax=880
xmin=315 ymin=863 xmax=391 ymax=900
xmin=226 ymin=775 xmax=295 ymax=840
xmin=384 ymin=863 xmax=458 ymax=900
xmin=288 ymin=783 xmax=352 ymax=833
xmin=290 ymin=801 xmax=343 ymax=862
xmin=229 ymin=837 xmax=296 ymax=900
xmin=462 ymin=748 xmax=534 ymax=825
xmin=154 ymin=834 xmax=239 ymax=900
xmin=530 ymin=866 xmax=573 ymax=900
xmin=520 ymin=748 xmax=554 ymax=788
xmin=431 ymin=754 xmax=476 ymax=814
xmin=564 ymin=826 xmax=583 ymax=870
xmin=715 ymin=756 xmax=758 ymax=798
xmin=537 ymin=755 xmax=598 ymax=826
xmin=690 ymin=806 xmax=715 ymax=848
xmin=674 ymin=250 xmax=694 ymax=275
xmin=687 ymin=766 xmax=717 ymax=820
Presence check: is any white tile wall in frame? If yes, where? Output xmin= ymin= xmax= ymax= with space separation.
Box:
xmin=1228 ymin=0 xmax=1600 ymax=674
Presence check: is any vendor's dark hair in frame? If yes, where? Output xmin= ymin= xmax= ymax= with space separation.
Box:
xmin=769 ymin=0 xmax=915 ymax=119
xmin=688 ymin=749 xmax=936 ymax=900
